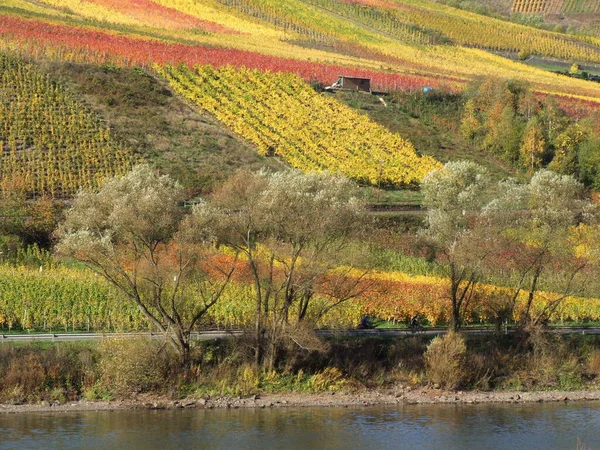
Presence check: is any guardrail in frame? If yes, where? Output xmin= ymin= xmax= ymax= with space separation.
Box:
xmin=1 ymin=326 xmax=599 ymax=342
xmin=0 ymin=330 xmax=244 ymax=342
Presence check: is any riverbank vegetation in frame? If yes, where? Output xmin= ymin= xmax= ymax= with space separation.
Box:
xmin=1 ymin=332 xmax=600 ymax=404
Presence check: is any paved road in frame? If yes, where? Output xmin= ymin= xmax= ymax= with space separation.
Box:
xmin=2 ymin=326 xmax=600 ymax=342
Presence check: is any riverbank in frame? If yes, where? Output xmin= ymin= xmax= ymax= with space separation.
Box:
xmin=2 ymin=333 xmax=600 ymax=412
xmin=2 ymin=388 xmax=600 ymax=414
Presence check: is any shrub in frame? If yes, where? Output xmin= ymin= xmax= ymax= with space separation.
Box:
xmin=424 ymin=332 xmax=467 ymax=390
xmin=569 ymin=63 xmax=580 ymax=75
xmin=588 ymin=349 xmax=600 ymax=376
xmin=229 ymin=364 xmax=260 ymax=396
xmin=504 ymin=329 xmax=585 ymax=390
xmin=309 ymin=367 xmax=347 ymax=392
xmin=97 ymin=338 xmax=176 ymax=396
xmin=0 ymin=343 xmax=95 ymax=402
xmin=517 ymin=48 xmax=531 ymax=60
xmin=2 ymin=353 xmax=46 ymax=400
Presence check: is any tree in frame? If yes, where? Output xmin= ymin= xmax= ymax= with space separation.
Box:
xmin=540 ymin=96 xmax=568 ymax=144
xmin=520 ymin=117 xmax=546 ymax=171
xmin=460 ymin=98 xmax=482 ymax=141
xmin=569 ymin=63 xmax=580 ymax=75
xmin=548 ymin=123 xmax=588 ymax=176
xmin=484 ymin=170 xmax=596 ymax=326
xmin=0 ymin=176 xmax=61 ymax=248
xmin=56 ymin=165 xmax=236 ymax=365
xmin=471 ymin=77 xmax=514 ymax=113
xmin=420 ymin=161 xmax=492 ymax=331
xmin=193 ymin=170 xmax=367 ymax=368
xmin=578 ymin=135 xmax=600 ymax=190
xmin=482 ymin=101 xmax=506 ymax=154
xmin=483 ymin=102 xmax=523 ymax=162
xmin=0 ymin=176 xmax=29 ymax=249
xmin=517 ymin=48 xmax=531 ymax=61
xmin=517 ymin=90 xmax=540 ymax=121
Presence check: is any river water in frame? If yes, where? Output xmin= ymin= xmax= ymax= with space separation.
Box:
xmin=1 ymin=402 xmax=599 ymax=449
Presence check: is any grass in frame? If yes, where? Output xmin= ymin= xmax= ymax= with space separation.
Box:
xmin=364 ymin=188 xmax=424 ymax=207
xmin=37 ymin=60 xmax=282 ymax=195
xmin=523 ymin=57 xmax=600 ymax=76
xmin=331 ymin=89 xmax=517 ymax=188
xmin=369 ymin=247 xmax=445 ymax=276
xmin=549 ymin=321 xmax=600 ymax=327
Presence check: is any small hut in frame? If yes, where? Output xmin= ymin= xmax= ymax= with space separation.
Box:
xmin=325 ymin=76 xmax=372 ymax=93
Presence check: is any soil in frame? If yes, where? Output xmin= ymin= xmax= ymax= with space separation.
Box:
xmin=2 ymin=388 xmax=599 ymax=414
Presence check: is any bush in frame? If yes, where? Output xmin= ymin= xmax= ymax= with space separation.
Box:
xmin=517 ymin=48 xmax=531 ymax=60
xmin=502 ymin=329 xmax=585 ymax=390
xmin=0 ymin=343 xmax=95 ymax=403
xmin=97 ymin=338 xmax=176 ymax=396
xmin=588 ymin=349 xmax=600 ymax=376
xmin=424 ymin=332 xmax=467 ymax=390
xmin=1 ymin=353 xmax=46 ymax=400
xmin=309 ymin=367 xmax=347 ymax=392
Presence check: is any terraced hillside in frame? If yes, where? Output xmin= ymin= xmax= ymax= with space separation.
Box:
xmin=2 ymin=0 xmax=600 ymax=105
xmin=0 ymin=54 xmax=134 ymax=197
xmin=2 ymin=0 xmax=600 ymax=196
xmin=157 ymin=64 xmax=440 ymax=186
xmin=512 ymin=0 xmax=600 ymax=15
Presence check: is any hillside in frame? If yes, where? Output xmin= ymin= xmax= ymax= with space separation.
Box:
xmin=39 ymin=61 xmax=282 ymax=194
xmin=1 ymin=0 xmax=600 ymax=201
xmin=157 ymin=63 xmax=439 ymax=185
xmin=430 ymin=0 xmax=600 ymax=46
xmin=3 ymin=0 xmax=600 ymax=100
xmin=0 ymin=54 xmax=134 ymax=197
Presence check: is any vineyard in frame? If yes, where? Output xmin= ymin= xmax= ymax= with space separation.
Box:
xmin=0 ymin=53 xmax=134 ymax=197
xmin=3 ymin=0 xmax=600 ymax=106
xmin=512 ymin=0 xmax=600 ymax=14
xmin=0 ymin=15 xmax=447 ymax=92
xmin=214 ymin=0 xmax=335 ymax=44
xmin=359 ymin=271 xmax=600 ymax=326
xmin=0 ymin=266 xmax=142 ymax=332
xmin=1 ymin=263 xmax=599 ymax=332
xmin=35 ymin=0 xmax=241 ymax=34
xmin=561 ymin=0 xmax=600 ymax=13
xmin=156 ymin=64 xmax=440 ymax=185
xmin=334 ymin=0 xmax=600 ymax=63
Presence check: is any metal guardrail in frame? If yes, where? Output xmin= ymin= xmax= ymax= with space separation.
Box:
xmin=0 ymin=330 xmax=244 ymax=342
xmin=2 ymin=326 xmax=600 ymax=342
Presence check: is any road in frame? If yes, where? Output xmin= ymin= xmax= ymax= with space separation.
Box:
xmin=2 ymin=326 xmax=600 ymax=342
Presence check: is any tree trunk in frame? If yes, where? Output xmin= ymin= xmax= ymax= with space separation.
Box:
xmin=171 ymin=328 xmax=191 ymax=367
xmin=268 ymin=337 xmax=277 ymax=371
xmin=449 ymin=264 xmax=461 ymax=332
xmin=255 ymin=323 xmax=264 ymax=368
xmin=522 ymin=266 xmax=542 ymax=325
xmin=450 ymin=303 xmax=461 ymax=332
xmin=180 ymin=340 xmax=191 ymax=367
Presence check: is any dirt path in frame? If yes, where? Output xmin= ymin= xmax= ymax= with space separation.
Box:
xmin=2 ymin=388 xmax=599 ymax=414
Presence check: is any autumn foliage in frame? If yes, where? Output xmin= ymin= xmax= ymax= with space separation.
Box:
xmin=0 ymin=15 xmax=444 ymax=92
xmin=157 ymin=64 xmax=440 ymax=185
xmin=0 ymin=53 xmax=134 ymax=197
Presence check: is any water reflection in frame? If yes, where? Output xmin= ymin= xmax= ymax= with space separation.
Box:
xmin=1 ymin=402 xmax=599 ymax=449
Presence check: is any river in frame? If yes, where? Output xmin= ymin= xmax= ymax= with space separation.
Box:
xmin=1 ymin=402 xmax=599 ymax=449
